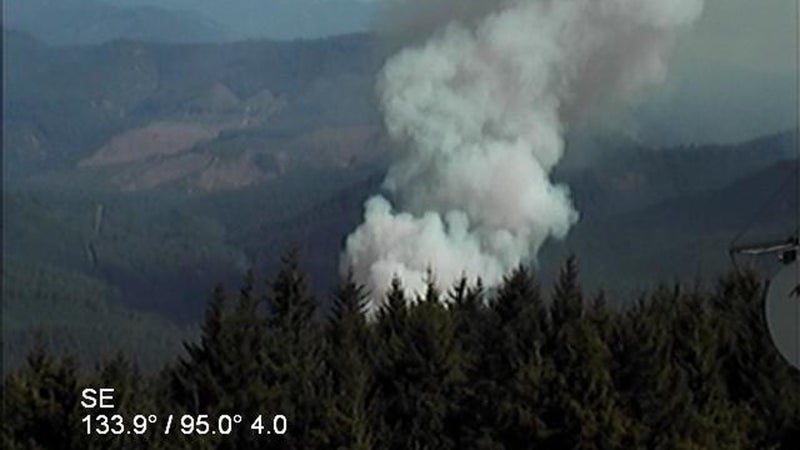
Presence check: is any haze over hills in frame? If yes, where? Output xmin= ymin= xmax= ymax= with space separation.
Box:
xmin=3 ymin=29 xmax=798 ymax=371
xmin=4 ymin=0 xmax=229 ymax=45
xmin=4 ymin=0 xmax=379 ymax=44
xmin=105 ymin=0 xmax=378 ymax=41
xmin=4 ymin=4 xmax=800 ymax=447
xmin=4 ymin=29 xmax=385 ymax=183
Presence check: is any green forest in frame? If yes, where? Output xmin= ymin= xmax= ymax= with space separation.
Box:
xmin=3 ymin=253 xmax=799 ymax=449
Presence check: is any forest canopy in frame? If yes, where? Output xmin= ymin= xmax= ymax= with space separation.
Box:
xmin=3 ymin=253 xmax=799 ymax=449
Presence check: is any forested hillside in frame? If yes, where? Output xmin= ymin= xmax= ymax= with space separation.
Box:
xmin=3 ymin=254 xmax=799 ymax=448
xmin=4 ymin=28 xmax=797 ymax=377
xmin=3 ymin=29 xmax=383 ymax=179
xmin=4 ymin=2 xmax=799 ymax=447
xmin=4 ymin=131 xmax=796 ymax=372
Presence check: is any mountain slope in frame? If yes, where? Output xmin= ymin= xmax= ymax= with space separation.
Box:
xmin=541 ymin=158 xmax=798 ymax=295
xmin=3 ymin=31 xmax=383 ymax=182
xmin=4 ymin=0 xmax=228 ymax=45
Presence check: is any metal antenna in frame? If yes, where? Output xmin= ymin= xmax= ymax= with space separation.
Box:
xmin=729 ymin=235 xmax=798 ymax=269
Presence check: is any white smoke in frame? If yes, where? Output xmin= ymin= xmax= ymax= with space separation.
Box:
xmin=344 ymin=0 xmax=704 ymax=307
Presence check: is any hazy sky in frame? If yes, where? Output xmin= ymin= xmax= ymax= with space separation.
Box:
xmin=7 ymin=0 xmax=797 ymax=144
xmin=674 ymin=0 xmax=796 ymax=74
xmin=106 ymin=0 xmax=380 ymax=40
xmin=105 ymin=0 xmax=796 ymax=70
xmin=102 ymin=1 xmax=797 ymax=73
xmin=12 ymin=0 xmax=797 ymax=73
xmin=114 ymin=0 xmax=799 ymax=145
xmin=640 ymin=0 xmax=798 ymax=144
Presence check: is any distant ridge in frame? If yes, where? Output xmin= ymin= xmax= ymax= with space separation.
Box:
xmin=4 ymin=0 xmax=229 ymax=45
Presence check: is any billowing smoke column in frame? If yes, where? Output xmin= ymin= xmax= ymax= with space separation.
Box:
xmin=344 ymin=0 xmax=704 ymax=306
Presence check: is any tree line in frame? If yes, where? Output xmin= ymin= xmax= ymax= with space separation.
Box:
xmin=3 ymin=252 xmax=799 ymax=449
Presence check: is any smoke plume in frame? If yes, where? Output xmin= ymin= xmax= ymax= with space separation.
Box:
xmin=344 ymin=0 xmax=704 ymax=307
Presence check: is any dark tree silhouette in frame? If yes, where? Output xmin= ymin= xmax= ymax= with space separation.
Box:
xmin=4 ymin=253 xmax=800 ymax=449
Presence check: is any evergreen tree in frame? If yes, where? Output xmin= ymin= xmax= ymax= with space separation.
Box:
xmin=449 ymin=276 xmax=487 ymax=364
xmin=330 ymin=271 xmax=370 ymax=343
xmin=612 ymin=293 xmax=683 ymax=447
xmin=168 ymin=274 xmax=272 ymax=449
xmin=170 ymin=284 xmax=231 ymax=415
xmin=550 ymin=255 xmax=583 ymax=332
xmin=323 ymin=271 xmax=376 ymax=450
xmin=587 ymin=292 xmax=614 ymax=343
xmin=379 ymin=276 xmax=409 ymax=331
xmin=373 ymin=280 xmax=466 ymax=449
xmin=480 ymin=266 xmax=552 ymax=447
xmin=262 ymin=250 xmax=327 ymax=449
xmin=371 ymin=275 xmax=409 ymax=447
xmin=4 ymin=255 xmax=800 ymax=449
xmin=2 ymin=343 xmax=84 ymax=449
xmin=267 ymin=250 xmax=317 ymax=331
xmin=85 ymin=354 xmax=151 ymax=449
xmin=490 ymin=265 xmax=548 ymax=372
xmin=711 ymin=272 xmax=799 ymax=448
xmin=447 ymin=278 xmax=499 ymax=448
xmin=543 ymin=257 xmax=634 ymax=449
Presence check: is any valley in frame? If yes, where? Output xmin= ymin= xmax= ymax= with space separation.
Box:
xmin=3 ymin=29 xmax=797 ymax=372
